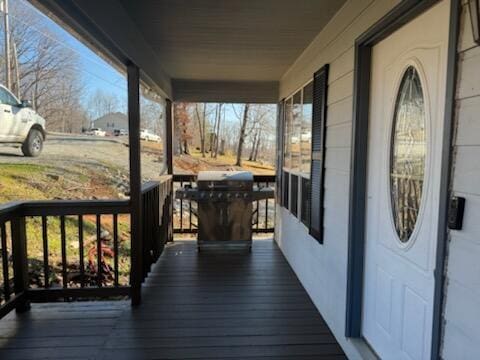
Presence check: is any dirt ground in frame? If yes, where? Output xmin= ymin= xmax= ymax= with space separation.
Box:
xmin=174 ymin=150 xmax=275 ymax=175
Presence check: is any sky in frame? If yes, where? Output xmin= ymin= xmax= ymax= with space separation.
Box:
xmin=16 ymin=0 xmax=128 ymax=109
xmin=13 ymin=0 xmax=276 ymax=133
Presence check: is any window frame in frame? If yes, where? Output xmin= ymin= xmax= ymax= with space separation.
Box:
xmin=281 ymin=79 xmax=314 ymax=226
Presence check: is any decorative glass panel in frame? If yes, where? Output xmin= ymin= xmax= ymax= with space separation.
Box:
xmin=390 ymin=66 xmax=426 ymax=243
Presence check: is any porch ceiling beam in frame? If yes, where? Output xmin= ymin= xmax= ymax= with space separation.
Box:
xmin=172 ymin=80 xmax=279 ymax=104
xmin=29 ymin=0 xmax=172 ymax=99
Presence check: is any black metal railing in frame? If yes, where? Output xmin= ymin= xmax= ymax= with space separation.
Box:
xmin=173 ymin=174 xmax=276 ymax=234
xmin=0 ymin=178 xmax=172 ymax=320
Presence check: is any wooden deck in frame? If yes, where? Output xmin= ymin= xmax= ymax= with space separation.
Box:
xmin=0 ymin=239 xmax=345 ymax=359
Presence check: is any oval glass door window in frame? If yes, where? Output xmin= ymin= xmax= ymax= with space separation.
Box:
xmin=390 ymin=66 xmax=426 ymax=243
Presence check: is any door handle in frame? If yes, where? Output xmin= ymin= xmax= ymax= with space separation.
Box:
xmin=4 ymin=109 xmax=11 ymax=113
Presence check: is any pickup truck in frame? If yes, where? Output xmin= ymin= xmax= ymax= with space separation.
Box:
xmin=0 ymin=85 xmax=46 ymax=157
xmin=140 ymin=129 xmax=161 ymax=142
xmin=86 ymin=128 xmax=106 ymax=137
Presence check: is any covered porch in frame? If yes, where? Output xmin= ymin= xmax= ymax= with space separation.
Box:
xmin=1 ymin=0 xmax=468 ymax=359
xmin=0 ymin=0 xmax=350 ymax=358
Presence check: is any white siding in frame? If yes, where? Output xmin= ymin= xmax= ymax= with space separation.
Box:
xmin=441 ymin=1 xmax=480 ymax=358
xmin=276 ymin=0 xmax=401 ymax=358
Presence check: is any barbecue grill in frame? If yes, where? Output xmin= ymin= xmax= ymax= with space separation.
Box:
xmin=175 ymin=171 xmax=274 ymax=251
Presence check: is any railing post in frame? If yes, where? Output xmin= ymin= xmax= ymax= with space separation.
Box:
xmin=166 ymin=101 xmax=174 ymax=244
xmin=128 ymin=62 xmax=143 ymax=306
xmin=167 ymin=179 xmax=173 ymax=243
xmin=11 ymin=215 xmax=30 ymax=312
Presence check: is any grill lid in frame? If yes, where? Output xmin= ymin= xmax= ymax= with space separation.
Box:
xmin=197 ymin=171 xmax=253 ymax=191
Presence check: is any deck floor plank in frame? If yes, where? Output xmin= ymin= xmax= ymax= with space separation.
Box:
xmin=0 ymin=239 xmax=345 ymax=359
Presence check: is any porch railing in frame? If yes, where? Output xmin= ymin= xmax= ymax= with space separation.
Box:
xmin=173 ymin=174 xmax=276 ymax=235
xmin=0 ymin=177 xmax=171 ymax=320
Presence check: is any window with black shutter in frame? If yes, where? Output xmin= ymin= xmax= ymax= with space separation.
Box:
xmin=309 ymin=64 xmax=329 ymax=243
xmin=301 ymin=177 xmax=310 ymax=226
xmin=290 ymin=174 xmax=298 ymax=216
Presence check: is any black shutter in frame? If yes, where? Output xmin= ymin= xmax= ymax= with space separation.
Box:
xmin=301 ymin=177 xmax=310 ymax=226
xmin=283 ymin=171 xmax=289 ymax=210
xmin=276 ymin=102 xmax=284 ymax=205
xmin=290 ymin=174 xmax=298 ymax=217
xmin=309 ymin=64 xmax=329 ymax=243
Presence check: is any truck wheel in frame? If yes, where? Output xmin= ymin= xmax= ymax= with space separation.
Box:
xmin=21 ymin=129 xmax=43 ymax=157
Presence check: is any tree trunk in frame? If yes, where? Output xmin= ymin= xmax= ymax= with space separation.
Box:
xmin=235 ymin=104 xmax=249 ymax=167
xmin=213 ymin=104 xmax=223 ymax=158
xmin=248 ymin=129 xmax=258 ymax=161
xmin=195 ymin=104 xmax=206 ymax=157
xmin=253 ymin=129 xmax=261 ymax=162
xmin=201 ymin=104 xmax=206 ymax=157
xmin=210 ymin=105 xmax=218 ymax=156
xmin=219 ymin=139 xmax=225 ymax=155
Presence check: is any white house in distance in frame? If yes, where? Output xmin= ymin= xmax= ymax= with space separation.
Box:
xmin=92 ymin=112 xmax=128 ymax=133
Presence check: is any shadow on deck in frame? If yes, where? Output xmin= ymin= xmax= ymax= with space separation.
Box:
xmin=0 ymin=239 xmax=345 ymax=359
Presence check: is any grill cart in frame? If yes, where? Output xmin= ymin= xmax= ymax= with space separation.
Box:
xmin=175 ymin=171 xmax=274 ymax=251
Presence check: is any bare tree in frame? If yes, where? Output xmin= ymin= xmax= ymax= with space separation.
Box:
xmin=213 ymin=103 xmax=223 ymax=158
xmin=174 ymin=102 xmax=191 ymax=154
xmin=87 ymin=90 xmax=121 ymax=121
xmin=140 ymin=96 xmax=164 ymax=137
xmin=0 ymin=0 xmax=85 ymax=132
xmin=194 ymin=103 xmax=208 ymax=157
xmin=235 ymin=104 xmax=249 ymax=166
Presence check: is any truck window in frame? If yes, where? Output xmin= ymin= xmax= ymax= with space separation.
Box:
xmin=0 ymin=88 xmax=19 ymax=106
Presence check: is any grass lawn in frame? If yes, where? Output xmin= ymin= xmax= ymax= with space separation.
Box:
xmin=0 ymin=163 xmax=131 ymax=292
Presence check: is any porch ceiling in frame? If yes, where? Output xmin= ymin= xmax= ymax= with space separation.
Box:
xmin=119 ymin=0 xmax=344 ymax=82
xmin=30 ymin=0 xmax=345 ymax=102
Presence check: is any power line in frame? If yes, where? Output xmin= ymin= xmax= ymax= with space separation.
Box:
xmin=5 ymin=9 xmax=127 ymax=91
xmin=8 ymin=8 xmax=118 ymax=74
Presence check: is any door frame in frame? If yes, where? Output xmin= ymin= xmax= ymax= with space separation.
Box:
xmin=345 ymin=0 xmax=460 ymax=359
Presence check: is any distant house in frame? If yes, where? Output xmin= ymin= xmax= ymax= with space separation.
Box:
xmin=92 ymin=112 xmax=128 ymax=133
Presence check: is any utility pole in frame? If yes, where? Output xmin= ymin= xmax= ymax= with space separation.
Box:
xmin=12 ymin=38 xmax=19 ymax=98
xmin=2 ymin=0 xmax=11 ymax=90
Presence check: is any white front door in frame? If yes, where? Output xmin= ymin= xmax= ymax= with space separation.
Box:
xmin=362 ymin=2 xmax=450 ymax=359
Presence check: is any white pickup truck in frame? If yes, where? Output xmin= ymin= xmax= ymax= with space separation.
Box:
xmin=0 ymin=85 xmax=46 ymax=157
xmin=140 ymin=129 xmax=161 ymax=142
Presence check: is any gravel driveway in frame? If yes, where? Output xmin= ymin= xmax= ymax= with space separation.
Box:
xmin=0 ymin=134 xmax=165 ymax=182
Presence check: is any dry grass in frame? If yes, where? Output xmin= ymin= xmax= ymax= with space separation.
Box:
xmin=0 ymin=163 xmax=131 ymax=289
xmin=174 ymin=149 xmax=274 ymax=175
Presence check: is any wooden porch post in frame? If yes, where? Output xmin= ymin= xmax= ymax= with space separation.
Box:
xmin=166 ymin=99 xmax=173 ymax=175
xmin=128 ymin=63 xmax=143 ymax=306
xmin=11 ymin=215 xmax=30 ymax=312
